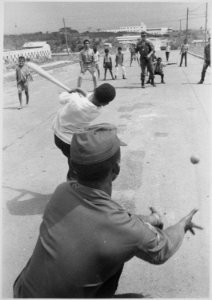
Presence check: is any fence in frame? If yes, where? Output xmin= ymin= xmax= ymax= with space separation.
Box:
xmin=3 ymin=47 xmax=52 ymax=65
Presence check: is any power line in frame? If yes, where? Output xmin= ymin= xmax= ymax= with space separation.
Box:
xmin=189 ymin=3 xmax=205 ymax=13
xmin=205 ymin=3 xmax=208 ymax=43
xmin=63 ymin=18 xmax=70 ymax=55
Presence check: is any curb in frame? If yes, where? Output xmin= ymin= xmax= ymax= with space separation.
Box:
xmin=188 ymin=51 xmax=204 ymax=60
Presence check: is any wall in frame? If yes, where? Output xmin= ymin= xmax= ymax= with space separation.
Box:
xmin=3 ymin=46 xmax=52 ymax=65
xmin=189 ymin=41 xmax=205 ymax=58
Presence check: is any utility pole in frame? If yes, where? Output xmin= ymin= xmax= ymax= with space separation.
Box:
xmin=204 ymin=2 xmax=208 ymax=43
xmin=63 ymin=18 xmax=70 ymax=55
xmin=179 ymin=19 xmax=182 ymax=37
xmin=186 ymin=8 xmax=189 ymax=41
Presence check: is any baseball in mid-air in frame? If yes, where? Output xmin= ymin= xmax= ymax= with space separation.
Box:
xmin=190 ymin=156 xmax=200 ymax=164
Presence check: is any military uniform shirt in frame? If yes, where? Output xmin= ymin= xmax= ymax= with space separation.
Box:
xmin=135 ymin=40 xmax=154 ymax=58
xmin=14 ymin=181 xmax=183 ymax=298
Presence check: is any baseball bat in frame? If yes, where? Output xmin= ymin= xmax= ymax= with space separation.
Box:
xmin=26 ymin=62 xmax=71 ymax=92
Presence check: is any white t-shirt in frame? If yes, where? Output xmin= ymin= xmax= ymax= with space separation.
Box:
xmin=53 ymin=92 xmax=101 ymax=144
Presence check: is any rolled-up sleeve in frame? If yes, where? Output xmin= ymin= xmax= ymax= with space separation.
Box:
xmin=59 ymin=92 xmax=74 ymax=105
xmin=129 ymin=215 xmax=184 ymax=265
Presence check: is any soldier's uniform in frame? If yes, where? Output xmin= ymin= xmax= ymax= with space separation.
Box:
xmin=136 ymin=32 xmax=155 ymax=88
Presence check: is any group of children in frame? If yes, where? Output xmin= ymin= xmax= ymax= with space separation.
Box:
xmin=15 ymin=43 xmax=167 ymax=111
xmin=103 ymin=47 xmax=127 ymax=80
xmin=103 ymin=45 xmax=166 ymax=84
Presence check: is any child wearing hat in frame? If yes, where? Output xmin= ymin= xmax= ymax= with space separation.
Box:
xmin=53 ymin=83 xmax=116 ymax=180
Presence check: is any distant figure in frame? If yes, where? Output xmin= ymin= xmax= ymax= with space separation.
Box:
xmin=103 ymin=48 xmax=115 ymax=80
xmin=93 ymin=46 xmax=101 ymax=79
xmin=165 ymin=42 xmax=171 ymax=62
xmin=135 ymin=31 xmax=155 ymax=88
xmin=198 ymin=37 xmax=211 ymax=84
xmin=77 ymin=40 xmax=97 ymax=89
xmin=15 ymin=56 xmax=33 ymax=110
xmin=154 ymin=57 xmax=166 ymax=84
xmin=129 ymin=44 xmax=139 ymax=66
xmin=115 ymin=47 xmax=126 ymax=79
xmin=179 ymin=40 xmax=189 ymax=67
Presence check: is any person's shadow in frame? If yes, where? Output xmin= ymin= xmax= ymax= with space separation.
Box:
xmin=114 ymin=293 xmax=152 ymax=298
xmin=4 ymin=186 xmax=51 ymax=216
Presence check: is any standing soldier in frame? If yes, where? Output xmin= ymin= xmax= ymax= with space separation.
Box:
xmin=77 ymin=39 xmax=97 ymax=89
xmin=198 ymin=37 xmax=210 ymax=84
xmin=135 ymin=31 xmax=155 ymax=88
xmin=179 ymin=39 xmax=189 ymax=67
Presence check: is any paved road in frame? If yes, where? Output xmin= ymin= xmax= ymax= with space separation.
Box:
xmin=2 ymin=50 xmax=210 ymax=297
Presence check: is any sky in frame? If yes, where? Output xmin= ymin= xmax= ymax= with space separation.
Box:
xmin=3 ymin=1 xmax=209 ymax=35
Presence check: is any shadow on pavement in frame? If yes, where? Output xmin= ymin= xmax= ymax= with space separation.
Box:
xmin=4 ymin=186 xmax=51 ymax=216
xmin=3 ymin=107 xmax=20 ymax=110
xmin=182 ymin=82 xmax=211 ymax=85
xmin=115 ymin=86 xmax=142 ymax=89
xmin=114 ymin=293 xmax=152 ymax=298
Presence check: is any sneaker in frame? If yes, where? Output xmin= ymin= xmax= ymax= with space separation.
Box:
xmin=161 ymin=81 xmax=165 ymax=84
xmin=123 ymin=76 xmax=126 ymax=79
xmin=198 ymin=81 xmax=203 ymax=84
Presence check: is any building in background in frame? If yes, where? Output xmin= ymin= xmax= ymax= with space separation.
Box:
xmin=104 ymin=22 xmax=173 ymax=36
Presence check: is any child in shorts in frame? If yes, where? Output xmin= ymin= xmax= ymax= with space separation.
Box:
xmin=103 ymin=49 xmax=114 ymax=80
xmin=16 ymin=56 xmax=33 ymax=109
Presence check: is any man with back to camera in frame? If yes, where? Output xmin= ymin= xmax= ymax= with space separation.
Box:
xmin=13 ymin=124 xmax=202 ymax=298
xmin=135 ymin=31 xmax=156 ymax=88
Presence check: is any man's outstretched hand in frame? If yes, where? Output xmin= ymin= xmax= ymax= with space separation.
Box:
xmin=149 ymin=206 xmax=164 ymax=229
xmin=180 ymin=209 xmax=203 ymax=235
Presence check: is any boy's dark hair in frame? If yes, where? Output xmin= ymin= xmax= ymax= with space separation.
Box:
xmin=93 ymin=46 xmax=97 ymax=52
xmin=83 ymin=39 xmax=90 ymax=44
xmin=94 ymin=83 xmax=116 ymax=105
xmin=18 ymin=56 xmax=25 ymax=61
xmin=72 ymin=149 xmax=120 ymax=182
xmin=118 ymin=47 xmax=122 ymax=51
xmin=105 ymin=48 xmax=109 ymax=53
xmin=157 ymin=57 xmax=162 ymax=61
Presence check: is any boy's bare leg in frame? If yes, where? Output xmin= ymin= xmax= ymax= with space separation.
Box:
xmin=18 ymin=92 xmax=23 ymax=109
xmin=77 ymin=75 xmax=82 ymax=88
xmin=104 ymin=69 xmax=107 ymax=80
xmin=109 ymin=70 xmax=115 ymax=80
xmin=92 ymin=73 xmax=97 ymax=89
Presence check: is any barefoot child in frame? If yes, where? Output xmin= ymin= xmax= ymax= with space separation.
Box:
xmin=16 ymin=56 xmax=33 ymax=109
xmin=103 ymin=49 xmax=114 ymax=80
